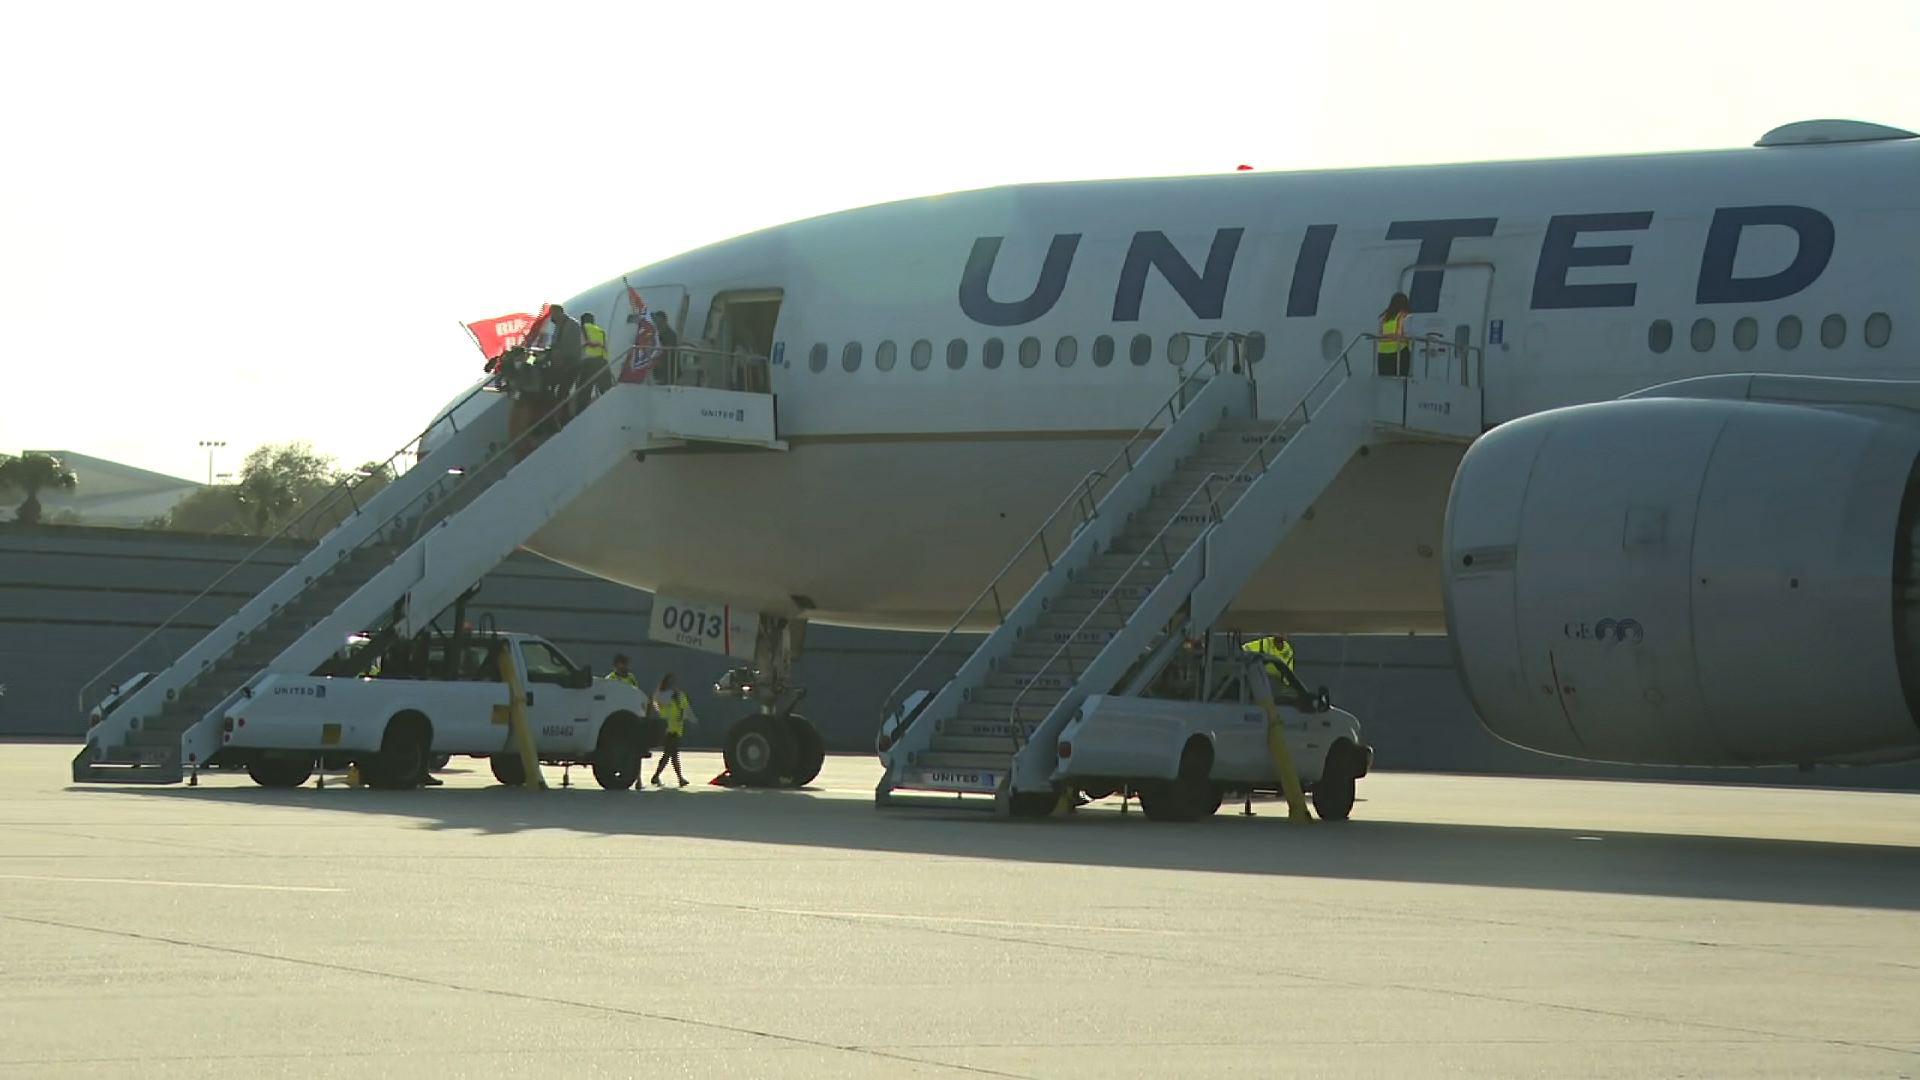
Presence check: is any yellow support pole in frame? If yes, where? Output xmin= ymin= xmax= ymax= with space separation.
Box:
xmin=496 ymin=646 xmax=547 ymax=790
xmin=1253 ymin=674 xmax=1313 ymax=823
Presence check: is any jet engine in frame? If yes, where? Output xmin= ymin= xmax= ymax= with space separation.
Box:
xmin=1443 ymin=382 xmax=1920 ymax=766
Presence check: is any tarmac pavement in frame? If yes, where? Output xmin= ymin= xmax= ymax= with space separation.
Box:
xmin=2 ymin=743 xmax=1918 ymax=1078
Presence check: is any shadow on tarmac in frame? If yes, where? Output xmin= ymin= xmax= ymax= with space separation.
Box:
xmin=72 ymin=767 xmax=1920 ymax=913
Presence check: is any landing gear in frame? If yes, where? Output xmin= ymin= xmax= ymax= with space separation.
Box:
xmin=711 ymin=615 xmax=824 ymax=789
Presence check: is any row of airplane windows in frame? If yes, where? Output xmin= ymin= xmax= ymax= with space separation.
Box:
xmin=805 ymin=331 xmax=1271 ymax=374
xmin=1649 ymin=312 xmax=1893 ymax=354
xmin=801 ymin=311 xmax=1895 ymax=374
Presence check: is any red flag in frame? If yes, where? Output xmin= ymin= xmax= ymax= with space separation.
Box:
xmin=619 ymin=283 xmax=660 ymax=383
xmin=464 ymin=308 xmax=544 ymax=363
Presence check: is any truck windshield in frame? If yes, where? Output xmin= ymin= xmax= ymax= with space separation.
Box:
xmin=519 ymin=640 xmax=578 ymax=685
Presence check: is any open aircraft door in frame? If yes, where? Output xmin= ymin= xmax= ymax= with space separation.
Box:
xmin=1395 ymin=261 xmax=1491 ymax=437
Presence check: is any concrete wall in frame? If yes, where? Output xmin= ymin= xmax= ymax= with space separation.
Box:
xmin=6 ymin=523 xmax=1918 ymax=789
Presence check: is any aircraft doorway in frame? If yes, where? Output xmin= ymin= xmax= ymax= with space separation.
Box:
xmin=1393 ymin=261 xmax=1492 ymax=437
xmin=705 ymin=289 xmax=783 ymax=359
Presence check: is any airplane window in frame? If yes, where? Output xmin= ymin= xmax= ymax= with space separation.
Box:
xmin=982 ymin=337 xmax=1004 ymax=370
xmin=1245 ymin=331 xmax=1267 ymax=364
xmin=1019 ymin=337 xmax=1042 ymax=368
xmin=1732 ymin=317 xmax=1758 ymax=352
xmin=1648 ymin=320 xmax=1673 ymax=354
xmin=1093 ymin=335 xmax=1115 ymax=367
xmin=875 ymin=340 xmax=897 ymax=371
xmin=1320 ymin=329 xmax=1343 ymax=361
xmin=1690 ymin=318 xmax=1715 ymax=352
xmin=1055 ymin=336 xmax=1078 ymax=367
xmin=809 ymin=343 xmax=828 ymax=373
xmin=1777 ymin=316 xmax=1802 ymax=350
xmin=910 ymin=339 xmax=933 ymax=370
xmin=842 ymin=341 xmax=862 ymax=372
xmin=1130 ymin=334 xmax=1152 ymax=365
xmin=1865 ymin=312 xmax=1893 ymax=349
xmin=1167 ymin=333 xmax=1190 ymax=366
xmin=946 ymin=338 xmax=968 ymax=369
xmin=1821 ymin=314 xmax=1847 ymax=349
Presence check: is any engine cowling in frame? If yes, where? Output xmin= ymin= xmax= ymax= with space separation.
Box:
xmin=1444 ymin=393 xmax=1920 ymax=766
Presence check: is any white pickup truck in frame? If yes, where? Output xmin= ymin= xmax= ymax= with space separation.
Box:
xmin=1052 ymin=652 xmax=1373 ymax=821
xmin=216 ymin=632 xmax=655 ymax=790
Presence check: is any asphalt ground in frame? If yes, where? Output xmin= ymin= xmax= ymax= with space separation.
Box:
xmin=2 ymin=742 xmax=1918 ymax=1078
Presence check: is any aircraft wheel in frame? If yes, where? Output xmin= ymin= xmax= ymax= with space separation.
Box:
xmin=724 ymin=715 xmax=795 ymax=787
xmin=785 ymin=715 xmax=825 ymax=787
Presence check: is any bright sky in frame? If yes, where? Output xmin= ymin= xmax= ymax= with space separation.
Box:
xmin=3 ymin=0 xmax=1914 ymax=484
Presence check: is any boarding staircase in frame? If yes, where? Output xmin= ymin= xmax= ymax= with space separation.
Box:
xmin=74 ymin=350 xmax=783 ymax=784
xmin=875 ymin=331 xmax=1481 ymax=810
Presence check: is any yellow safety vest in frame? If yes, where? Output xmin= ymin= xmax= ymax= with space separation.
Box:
xmin=1242 ymin=636 xmax=1295 ymax=678
xmin=657 ymin=690 xmax=690 ymax=737
xmin=1378 ymin=312 xmax=1407 ymax=354
xmin=583 ymin=322 xmax=608 ymax=360
xmin=605 ymin=670 xmax=639 ymax=689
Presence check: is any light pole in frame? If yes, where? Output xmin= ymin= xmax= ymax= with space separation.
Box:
xmin=198 ymin=440 xmax=226 ymax=485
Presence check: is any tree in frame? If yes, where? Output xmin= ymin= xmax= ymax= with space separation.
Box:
xmin=232 ymin=443 xmax=342 ymax=535
xmin=0 ymin=452 xmax=78 ymax=525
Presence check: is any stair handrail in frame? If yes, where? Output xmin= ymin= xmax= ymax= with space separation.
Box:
xmin=1004 ymin=336 xmax=1373 ymax=747
xmin=75 ymin=375 xmax=505 ymax=720
xmin=878 ymin=332 xmax=1252 ymax=736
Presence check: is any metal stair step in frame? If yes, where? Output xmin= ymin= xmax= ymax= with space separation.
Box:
xmin=967 ymin=685 xmax=1067 ymax=707
xmin=935 ymin=716 xmax=1038 ymax=739
xmin=890 ymin=764 xmax=1003 ymax=795
xmin=927 ymin=733 xmax=1019 ymax=755
xmin=911 ymin=749 xmax=1015 ymax=771
xmin=981 ymin=671 xmax=1073 ymax=693
xmin=1033 ymin=610 xmax=1128 ymax=632
xmin=958 ymin=701 xmax=1056 ymax=723
xmin=1001 ymin=643 xmax=1105 ymax=669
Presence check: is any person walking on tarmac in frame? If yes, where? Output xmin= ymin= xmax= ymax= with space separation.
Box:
xmin=650 ymin=673 xmax=696 ymax=787
xmin=1377 ymin=292 xmax=1413 ymax=377
xmin=605 ymin=652 xmax=640 ymax=689
xmin=580 ymin=312 xmax=612 ymax=402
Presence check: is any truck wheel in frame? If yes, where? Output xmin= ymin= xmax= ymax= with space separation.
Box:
xmin=723 ymin=715 xmax=795 ymax=787
xmin=489 ymin=752 xmax=527 ymax=787
xmin=247 ymin=757 xmax=313 ymax=789
xmin=1312 ymin=745 xmax=1358 ymax=821
xmin=1008 ymin=790 xmax=1058 ymax=818
xmin=592 ymin=716 xmax=643 ymax=790
xmin=785 ymin=715 xmax=825 ymax=788
xmin=1199 ymin=787 xmax=1224 ymax=816
xmin=1135 ymin=782 xmax=1196 ymax=822
xmin=364 ymin=715 xmax=430 ymax=790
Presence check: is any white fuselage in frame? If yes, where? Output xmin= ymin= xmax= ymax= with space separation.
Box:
xmin=511 ymin=137 xmax=1918 ymax=632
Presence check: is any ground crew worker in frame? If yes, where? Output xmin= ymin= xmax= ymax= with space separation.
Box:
xmin=605 ymin=652 xmax=639 ymax=689
xmin=650 ymin=673 xmax=695 ymax=787
xmin=580 ymin=313 xmax=611 ymax=400
xmin=1377 ymin=291 xmax=1413 ymax=377
xmin=1242 ymin=634 xmax=1296 ymax=683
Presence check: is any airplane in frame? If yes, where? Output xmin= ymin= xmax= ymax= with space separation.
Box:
xmin=79 ymin=117 xmax=1920 ymax=794
xmin=468 ymin=117 xmax=1918 ymax=777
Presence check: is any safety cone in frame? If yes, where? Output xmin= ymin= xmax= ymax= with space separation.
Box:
xmin=708 ymin=771 xmax=733 ymax=787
